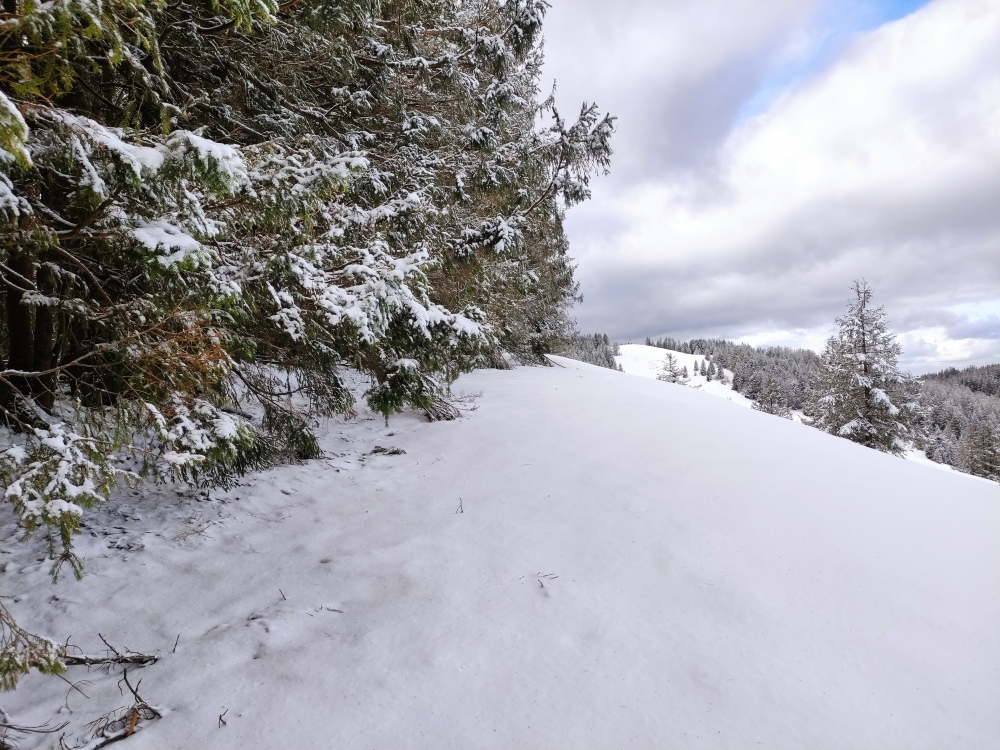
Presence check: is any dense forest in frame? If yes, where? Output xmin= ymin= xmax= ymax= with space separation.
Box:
xmin=920 ymin=366 xmax=1000 ymax=477
xmin=0 ymin=0 xmax=613 ymax=573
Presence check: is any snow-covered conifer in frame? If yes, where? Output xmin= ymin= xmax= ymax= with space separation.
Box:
xmin=956 ymin=419 xmax=1000 ymax=480
xmin=656 ymin=353 xmax=686 ymax=384
xmin=807 ymin=282 xmax=919 ymax=455
xmin=925 ymin=425 xmax=958 ymax=465
xmin=752 ymin=372 xmax=791 ymax=419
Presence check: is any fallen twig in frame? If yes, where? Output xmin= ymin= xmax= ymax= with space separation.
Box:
xmin=424 ymin=396 xmax=461 ymax=421
xmin=62 ymin=653 xmax=157 ymax=668
xmin=59 ymin=669 xmax=162 ymax=749
xmin=1 ymin=710 xmax=69 ymax=750
xmin=62 ymin=635 xmax=157 ymax=670
xmin=370 ymin=445 xmax=406 ymax=455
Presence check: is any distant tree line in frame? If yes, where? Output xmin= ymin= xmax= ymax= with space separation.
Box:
xmin=558 ymin=333 xmax=622 ymax=371
xmin=921 ymin=364 xmax=1000 ymax=395
xmin=644 ymin=337 xmax=819 ymax=410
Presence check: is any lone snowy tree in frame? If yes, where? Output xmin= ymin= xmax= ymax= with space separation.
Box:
xmin=808 ymin=281 xmax=919 ymax=455
xmin=656 ymin=353 xmax=686 ymax=384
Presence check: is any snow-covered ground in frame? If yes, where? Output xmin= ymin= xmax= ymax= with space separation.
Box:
xmin=619 ymin=344 xmax=973 ymax=476
xmin=6 ymin=358 xmax=999 ymax=749
xmin=616 ymin=344 xmax=754 ymax=408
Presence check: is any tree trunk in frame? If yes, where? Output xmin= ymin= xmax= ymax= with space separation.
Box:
xmin=5 ymin=253 xmax=35 ymax=392
xmin=31 ymin=266 xmax=57 ymax=411
xmin=1 ymin=253 xmax=38 ymax=428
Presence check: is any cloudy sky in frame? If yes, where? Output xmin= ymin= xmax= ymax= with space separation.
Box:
xmin=541 ymin=0 xmax=1000 ymax=373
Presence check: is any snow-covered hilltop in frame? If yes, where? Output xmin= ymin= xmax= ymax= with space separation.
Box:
xmin=7 ymin=359 xmax=999 ymax=749
xmin=617 ymin=343 xmax=755 ymax=407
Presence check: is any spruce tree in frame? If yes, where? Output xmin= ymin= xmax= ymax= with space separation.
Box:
xmin=752 ymin=372 xmax=791 ymax=419
xmin=656 ymin=352 xmax=686 ymax=384
xmin=808 ymin=281 xmax=919 ymax=455
xmin=0 ymin=0 xmax=617 ymax=696
xmin=917 ymin=378 xmax=1000 ymax=478
xmin=956 ymin=419 xmax=1000 ymax=480
xmin=925 ymin=424 xmax=958 ymax=465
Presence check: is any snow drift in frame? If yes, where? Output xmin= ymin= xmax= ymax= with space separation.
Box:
xmin=6 ymin=358 xmax=999 ymax=749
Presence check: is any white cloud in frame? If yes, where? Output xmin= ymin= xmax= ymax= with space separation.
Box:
xmin=546 ymin=0 xmax=1000 ymax=370
xmin=542 ymin=0 xmax=819 ymax=176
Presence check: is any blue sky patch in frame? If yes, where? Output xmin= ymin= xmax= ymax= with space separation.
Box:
xmin=736 ymin=0 xmax=934 ymax=123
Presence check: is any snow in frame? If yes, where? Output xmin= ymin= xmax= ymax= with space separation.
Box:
xmin=618 ymin=345 xmax=967 ymax=473
xmin=132 ymin=220 xmax=207 ymax=267
xmin=66 ymin=114 xmax=167 ymax=174
xmin=903 ymin=447 xmax=994 ymax=483
xmin=6 ymin=359 xmax=999 ymax=748
xmin=616 ymin=343 xmax=755 ymax=408
xmin=0 ymin=171 xmax=24 ymax=218
xmin=166 ymin=131 xmax=247 ymax=188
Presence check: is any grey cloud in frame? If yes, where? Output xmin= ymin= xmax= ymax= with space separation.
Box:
xmin=895 ymin=308 xmax=962 ymax=331
xmin=948 ymin=316 xmax=1000 ymax=341
xmin=901 ymin=337 xmax=941 ymax=358
xmin=543 ymin=0 xmax=816 ymax=180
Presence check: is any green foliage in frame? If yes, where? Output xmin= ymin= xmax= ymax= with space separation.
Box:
xmin=0 ymin=600 xmax=65 ymax=691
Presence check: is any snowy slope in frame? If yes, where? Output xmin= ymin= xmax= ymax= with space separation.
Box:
xmin=6 ymin=359 xmax=1000 ymax=749
xmin=618 ymin=344 xmax=973 ymax=475
xmin=616 ymin=343 xmax=754 ymax=408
